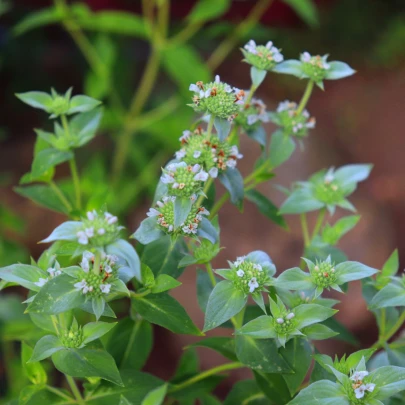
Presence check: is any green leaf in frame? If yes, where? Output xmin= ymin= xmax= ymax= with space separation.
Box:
xmin=321 ymin=318 xmax=359 ymax=345
xmin=187 ymin=0 xmax=231 ymax=23
xmin=0 ymin=264 xmax=46 ymax=291
xmin=120 ymin=396 xmax=133 ymax=405
xmin=294 ymin=303 xmax=337 ymax=329
xmin=197 ymin=217 xmax=219 ymax=244
xmin=325 ymin=62 xmax=356 ymax=80
xmin=174 ymin=197 xmax=193 ymax=228
xmin=29 ymin=335 xmax=64 ymax=362
xmin=131 ymin=293 xmax=202 ymax=335
xmin=279 ymin=188 xmax=324 ymax=214
xmin=287 ymin=380 xmax=349 ymax=404
xmin=133 ymin=217 xmax=164 ymax=245
xmin=22 ymin=342 xmax=47 ymax=385
xmin=247 ymin=125 xmax=267 ymax=147
xmin=214 ymin=117 xmax=231 ymax=142
xmin=141 ymin=264 xmax=155 ymax=288
xmin=376 ymin=249 xmax=399 ymax=288
xmin=269 ymin=130 xmax=296 ymax=168
xmin=282 ymin=0 xmax=319 ymax=27
xmin=321 ymin=215 xmax=360 ymax=245
xmin=333 ymin=164 xmax=372 ymax=187
xmin=254 ymin=371 xmax=291 ymax=404
xmin=273 ymin=60 xmax=303 ymax=77
xmin=235 ymin=335 xmax=293 ymax=373
xmin=141 ymin=384 xmax=167 ymax=405
xmin=162 ymin=44 xmax=210 ymax=94
xmin=236 ymin=315 xmax=276 ymax=339
xmin=276 ymin=267 xmax=314 ymax=290
xmin=196 ymin=269 xmax=221 ymax=312
xmin=370 ymin=283 xmax=405 ymax=309
xmin=335 ymin=261 xmax=378 ymax=284
xmin=218 ymin=168 xmax=244 ymax=209
xmin=187 ymin=337 xmax=237 ymax=361
xmin=250 ymin=66 xmax=267 ymax=87
xmin=31 ymin=148 xmax=73 ymax=180
xmin=224 ymin=380 xmax=271 ymax=405
xmin=67 ymin=95 xmax=101 ymax=115
xmin=141 ymin=236 xmax=187 ymax=279
xmin=13 ymin=7 xmax=63 ymax=36
xmin=203 ymin=280 xmax=247 ymax=331
xmin=27 ymin=274 xmax=86 ymax=315
xmin=70 ymin=107 xmax=103 ymax=147
xmin=16 ymin=91 xmax=53 ymax=112
xmin=172 ymin=349 xmax=199 ymax=381
xmin=281 ymin=339 xmax=312 ymax=396
xmin=301 ymin=323 xmax=338 ymax=340
xmin=92 ymin=297 xmax=106 ymax=321
xmin=107 ymin=317 xmax=153 ymax=371
xmin=19 ymin=385 xmax=65 ymax=405
xmin=371 ymin=366 xmax=405 ymax=400
xmin=41 ymin=221 xmax=82 ymax=243
xmin=246 ymin=189 xmax=287 ymax=228
xmin=151 ymin=274 xmax=181 ymax=294
xmin=52 ymin=344 xmax=123 ymax=386
xmin=82 ymin=321 xmax=116 ymax=345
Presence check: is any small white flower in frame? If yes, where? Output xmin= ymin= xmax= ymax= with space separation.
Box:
xmin=273 ymin=52 xmax=284 ymax=63
xmin=215 ymin=75 xmax=220 ymax=83
xmin=189 ymin=83 xmax=199 ymax=92
xmin=190 ymin=194 xmax=197 ymax=202
xmin=253 ymin=264 xmax=262 ymax=272
xmin=194 ymin=170 xmax=209 ymax=182
xmin=364 ymin=383 xmax=375 ymax=393
xmin=244 ymin=39 xmax=257 ymax=54
xmin=81 ymin=258 xmax=90 ymax=272
xmin=200 ymin=89 xmax=210 ymax=98
xmin=350 ymin=371 xmax=369 ymax=382
xmin=248 ymin=277 xmax=259 ymax=293
xmin=147 ymin=208 xmax=160 ymax=217
xmin=286 ymin=312 xmax=295 ymax=320
xmin=209 ymin=167 xmax=218 ymax=178
xmin=247 ymin=115 xmax=259 ymax=125
xmin=175 ymin=150 xmax=186 ymax=159
xmin=87 ymin=210 xmax=97 ymax=220
xmin=193 ymin=150 xmax=201 ymax=158
xmin=161 ymin=173 xmax=174 ymax=184
xmin=324 ymin=168 xmax=335 ymax=184
xmin=98 ymin=228 xmax=105 ymax=235
xmin=35 ymin=277 xmax=48 ymax=287
xmin=180 ymin=130 xmax=191 ymax=142
xmin=100 ymin=284 xmax=111 ymax=294
xmin=77 ymin=231 xmax=89 ymax=245
xmin=47 ymin=267 xmax=61 ymax=277
xmin=156 ymin=200 xmax=164 ymax=208
xmin=276 ymin=318 xmax=284 ymax=324
xmin=234 ymin=256 xmax=246 ymax=266
xmin=85 ymin=227 xmax=94 ymax=237
xmin=74 ymin=279 xmax=88 ymax=293
xmin=83 ymin=251 xmax=94 ymax=261
xmin=224 ymin=84 xmax=233 ymax=93
xmin=265 ymin=41 xmax=273 ymax=49
xmin=168 ymin=225 xmax=174 ymax=232
xmin=226 ymin=159 xmax=237 ymax=168
xmin=230 ymin=145 xmax=243 ymax=159
xmin=199 ymin=207 xmax=210 ymax=216
xmin=301 ymin=51 xmax=311 ymax=62
xmin=354 ymin=385 xmax=368 ymax=399
xmin=172 ymin=182 xmax=180 ymax=189
xmin=104 ymin=264 xmax=112 ymax=274
xmin=105 ymin=212 xmax=118 ymax=225
xmin=237 ymin=269 xmax=245 ymax=277
xmin=191 ymin=164 xmax=201 ymax=173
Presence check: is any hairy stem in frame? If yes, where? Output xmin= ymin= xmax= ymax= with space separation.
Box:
xmin=300 ymin=214 xmax=310 ymax=247
xmin=65 ymin=376 xmax=85 ymax=405
xmin=297 ymin=80 xmax=314 ymax=115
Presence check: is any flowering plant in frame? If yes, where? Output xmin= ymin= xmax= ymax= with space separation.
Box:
xmin=2 ymin=26 xmax=405 ymax=405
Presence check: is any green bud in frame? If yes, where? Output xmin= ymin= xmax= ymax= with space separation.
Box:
xmin=241 ymin=40 xmax=284 ymax=71
xmin=310 ymin=260 xmax=337 ymax=288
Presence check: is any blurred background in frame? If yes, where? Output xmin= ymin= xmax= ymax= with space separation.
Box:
xmin=1 ymin=0 xmax=405 ymax=401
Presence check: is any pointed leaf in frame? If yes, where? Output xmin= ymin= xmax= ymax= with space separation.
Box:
xmin=29 ymin=335 xmax=64 ymax=362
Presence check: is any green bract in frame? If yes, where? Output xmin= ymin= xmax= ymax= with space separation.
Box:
xmin=188 ymin=75 xmax=243 ymax=120
xmin=241 ymin=40 xmax=284 ymax=72
xmin=276 ymin=256 xmax=378 ymax=297
xmin=236 ymin=295 xmax=337 ymax=347
xmin=279 ymin=164 xmax=373 ymax=215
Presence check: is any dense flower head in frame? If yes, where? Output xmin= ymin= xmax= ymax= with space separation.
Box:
xmin=147 ymin=196 xmax=209 ymax=236
xmin=273 ymin=310 xmax=297 ymax=337
xmin=300 ymin=52 xmax=331 ymax=81
xmin=313 ymin=169 xmax=345 ymax=204
xmin=229 ymin=256 xmax=270 ymax=295
xmin=234 ymin=97 xmax=269 ymax=131
xmin=175 ymin=128 xmax=243 ymax=177
xmin=34 ymin=261 xmax=62 ymax=287
xmin=348 ymin=370 xmax=376 ymax=401
xmin=61 ymin=320 xmax=83 ymax=348
xmin=77 ymin=210 xmax=123 ymax=246
xmin=270 ymin=100 xmax=316 ymax=137
xmin=242 ymin=40 xmax=284 ymax=71
xmin=160 ymin=162 xmax=208 ymax=198
xmin=189 ymin=75 xmax=243 ymax=121
xmin=73 ymin=251 xmax=118 ymax=297
xmin=310 ymin=259 xmax=337 ymax=288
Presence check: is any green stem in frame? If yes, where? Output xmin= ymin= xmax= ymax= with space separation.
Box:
xmin=311 ymin=208 xmax=326 ymax=241
xmin=65 ymin=375 xmax=85 ymax=405
xmin=296 ymin=80 xmax=314 ymax=115
xmin=168 ymin=362 xmax=244 ymax=393
xmin=209 ymin=192 xmax=228 ymax=219
xmin=300 ymin=214 xmax=310 ymax=247
xmin=380 ymin=308 xmax=386 ymax=338
xmin=169 ymin=20 xmax=203 ymax=45
xmin=45 ymin=385 xmax=74 ymax=401
xmin=49 ymin=180 xmax=73 ymax=213
xmin=372 ymin=310 xmax=405 ymax=349
xmin=245 ymin=83 xmax=258 ymax=105
xmin=51 ymin=315 xmax=60 ymax=335
xmin=130 ymin=289 xmax=151 ymax=299
xmin=69 ymin=157 xmax=82 ymax=210
xmin=205 ymin=262 xmax=216 ymax=287
xmin=93 ymin=251 xmax=101 ymax=275
xmin=196 ymin=177 xmax=214 ymax=208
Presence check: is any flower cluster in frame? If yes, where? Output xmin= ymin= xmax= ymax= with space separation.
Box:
xmin=60 ymin=319 xmax=83 ymax=349
xmin=147 ymin=196 xmax=209 ymax=236
xmin=310 ymin=259 xmax=337 ymax=288
xmin=269 ymin=100 xmax=316 ymax=137
xmin=189 ymin=75 xmax=244 ymax=121
xmin=161 ymin=162 xmax=209 ymax=198
xmin=234 ymin=97 xmax=269 ymax=132
xmin=34 ymin=262 xmax=62 ymax=287
xmin=349 ymin=370 xmax=376 ymax=400
xmin=74 ymin=251 xmax=118 ymax=297
xmin=175 ymin=128 xmax=243 ymax=177
xmin=76 ymin=210 xmax=123 ymax=246
xmin=313 ymin=169 xmax=345 ymax=204
xmin=300 ymin=52 xmax=331 ymax=81
xmin=242 ymin=40 xmax=284 ymax=71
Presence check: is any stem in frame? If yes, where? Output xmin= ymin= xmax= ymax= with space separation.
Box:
xmin=207 ymin=0 xmax=273 ymax=71
xmin=245 ymin=83 xmax=258 ymax=105
xmin=205 ymin=262 xmax=216 ymax=287
xmin=300 ymin=214 xmax=310 ymax=247
xmin=65 ymin=375 xmax=85 ymax=405
xmin=49 ymin=180 xmax=73 ymax=213
xmin=51 ymin=315 xmax=60 ymax=335
xmin=61 ymin=114 xmax=71 ymax=138
xmin=296 ymin=80 xmax=314 ymax=115
xmin=372 ymin=310 xmax=405 ymax=349
xmin=379 ymin=308 xmax=386 ymax=339
xmin=311 ymin=208 xmax=326 ymax=241
xmin=209 ymin=192 xmax=228 ymax=219
xmin=45 ymin=385 xmax=74 ymax=401
xmin=69 ymin=157 xmax=82 ymax=210
xmin=196 ymin=177 xmax=214 ymax=208
xmin=206 ymin=115 xmax=215 ymax=139
xmin=169 ymin=21 xmax=203 ymax=45
xmin=130 ymin=289 xmax=151 ymax=299
xmin=168 ymin=362 xmax=244 ymax=393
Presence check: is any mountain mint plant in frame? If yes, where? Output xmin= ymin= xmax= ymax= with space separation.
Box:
xmin=1 ymin=35 xmax=405 ymax=405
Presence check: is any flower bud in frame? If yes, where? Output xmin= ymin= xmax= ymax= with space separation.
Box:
xmin=242 ymin=40 xmax=284 ymax=71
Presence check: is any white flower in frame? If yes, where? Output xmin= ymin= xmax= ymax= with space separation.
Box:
xmin=237 ymin=269 xmax=245 ymax=277
xmin=200 ymin=89 xmax=210 ymax=98
xmin=105 ymin=212 xmax=118 ymax=225
xmin=81 ymin=258 xmax=90 ymax=272
xmin=301 ymin=51 xmax=311 ymax=62
xmin=100 ymin=284 xmax=111 ymax=294
xmin=230 ymin=145 xmax=243 ymax=159
xmin=83 ymin=251 xmax=94 ymax=261
xmin=180 ymin=130 xmax=191 ymax=142
xmin=354 ymin=383 xmax=375 ymax=399
xmin=199 ymin=207 xmax=210 ymax=216
xmin=193 ymin=150 xmax=201 ymax=158
xmin=273 ymin=52 xmax=284 ymax=63
xmin=276 ymin=318 xmax=284 ymax=324
xmin=190 ymin=194 xmax=197 ymax=202
xmin=224 ymin=84 xmax=233 ymax=93
xmin=47 ymin=267 xmax=61 ymax=277
xmin=191 ymin=164 xmax=201 ymax=173
xmin=364 ymin=383 xmax=375 ymax=393
xmin=209 ymin=167 xmax=218 ymax=178
xmin=194 ymin=170 xmax=209 ymax=182
xmin=34 ymin=277 xmax=48 ymax=287
xmin=87 ymin=210 xmax=97 ymax=220
xmin=350 ymin=371 xmax=369 ymax=382
xmin=175 ymin=150 xmax=186 ymax=159
xmin=244 ymin=39 xmax=257 ymax=54
xmin=77 ymin=231 xmax=89 ymax=245
xmin=234 ymin=256 xmax=246 ymax=266
xmin=161 ymin=173 xmax=174 ymax=184
xmin=286 ymin=312 xmax=295 ymax=320
xmin=74 ymin=279 xmax=88 ymax=293
xmin=265 ymin=41 xmax=273 ymax=49
xmin=247 ymin=115 xmax=259 ymax=125
xmin=168 ymin=225 xmax=174 ymax=232
xmin=226 ymin=159 xmax=237 ymax=168
xmin=324 ymin=168 xmax=335 ymax=184
xmin=172 ymin=182 xmax=180 ymax=189
xmin=104 ymin=264 xmax=113 ymax=273
xmin=85 ymin=227 xmax=94 ymax=237
xmin=98 ymin=228 xmax=105 ymax=235
xmin=248 ymin=277 xmax=259 ymax=293
xmin=189 ymin=83 xmax=199 ymax=92
xmin=215 ymin=75 xmax=220 ymax=83
xmin=253 ymin=264 xmax=262 ymax=272
xmin=147 ymin=208 xmax=160 ymax=217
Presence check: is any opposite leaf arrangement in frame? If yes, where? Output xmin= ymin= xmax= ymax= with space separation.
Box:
xmin=2 ymin=39 xmax=405 ymax=405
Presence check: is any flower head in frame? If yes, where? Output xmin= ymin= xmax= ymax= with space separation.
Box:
xmin=300 ymin=52 xmax=330 ymax=81
xmin=242 ymin=40 xmax=284 ymax=71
